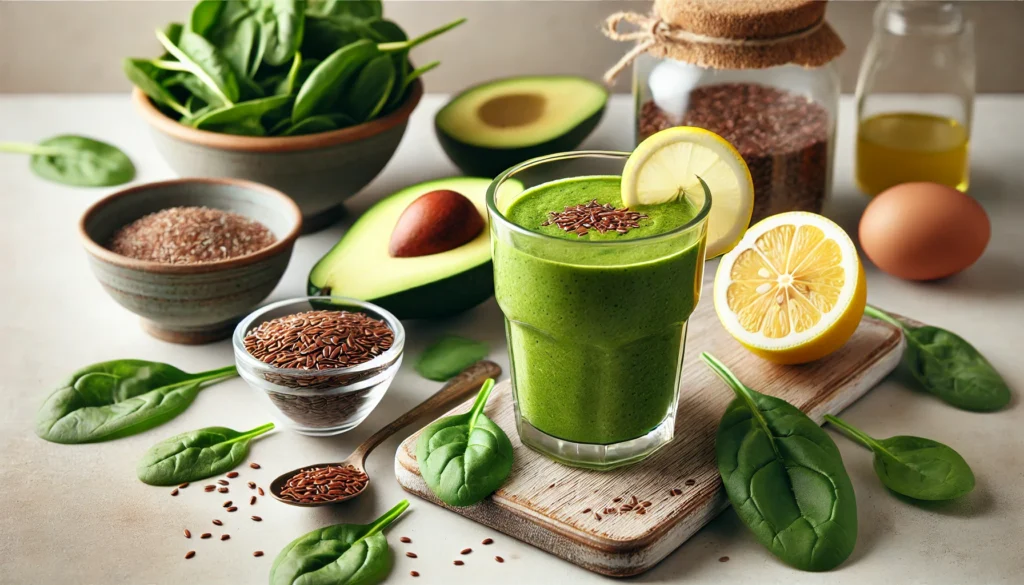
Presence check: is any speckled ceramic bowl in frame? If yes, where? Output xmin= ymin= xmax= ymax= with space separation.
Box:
xmin=79 ymin=178 xmax=302 ymax=344
xmin=132 ymin=80 xmax=423 ymax=233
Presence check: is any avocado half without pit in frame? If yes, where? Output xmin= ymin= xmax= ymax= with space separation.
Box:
xmin=308 ymin=177 xmax=524 ymax=319
xmin=435 ymin=76 xmax=609 ymax=177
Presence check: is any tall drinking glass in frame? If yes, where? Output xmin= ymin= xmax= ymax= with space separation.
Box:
xmin=487 ymin=152 xmax=711 ymax=470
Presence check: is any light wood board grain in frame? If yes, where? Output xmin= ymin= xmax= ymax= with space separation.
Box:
xmin=395 ymin=299 xmax=905 ymax=577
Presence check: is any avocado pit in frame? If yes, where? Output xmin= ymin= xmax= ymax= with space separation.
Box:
xmin=388 ymin=189 xmax=484 ymax=258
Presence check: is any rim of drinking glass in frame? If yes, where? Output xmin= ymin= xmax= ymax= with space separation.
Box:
xmin=486 ymin=150 xmax=713 ymax=246
xmin=232 ymin=296 xmax=405 ymax=376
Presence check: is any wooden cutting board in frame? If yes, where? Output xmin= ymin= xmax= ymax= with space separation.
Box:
xmin=394 ymin=298 xmax=905 ymax=577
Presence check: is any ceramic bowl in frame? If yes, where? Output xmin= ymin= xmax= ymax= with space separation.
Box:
xmin=232 ymin=297 xmax=405 ymax=437
xmin=132 ymin=80 xmax=423 ymax=233
xmin=79 ymin=178 xmax=302 ymax=344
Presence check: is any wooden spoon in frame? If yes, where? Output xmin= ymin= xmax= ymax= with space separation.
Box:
xmin=269 ymin=360 xmax=501 ymax=507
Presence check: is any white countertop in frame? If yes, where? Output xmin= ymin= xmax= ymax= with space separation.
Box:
xmin=1 ymin=94 xmax=1022 ymax=585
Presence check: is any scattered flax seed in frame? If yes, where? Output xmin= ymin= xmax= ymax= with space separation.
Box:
xmin=248 ymin=482 xmax=257 ymax=490
xmin=453 ymin=560 xmax=464 ymax=566
xmin=205 ymin=485 xmax=216 ymax=492
xmin=218 ymin=480 xmax=229 ymax=486
xmin=594 ymin=513 xmax=602 ymax=521
xmin=637 ymin=508 xmax=647 ymax=515
xmin=250 ymin=496 xmax=257 ymax=505
xmin=548 ymin=483 xmax=555 ymax=488
xmin=178 ymin=482 xmax=190 ymax=489
xmin=400 ymin=537 xmax=412 ymax=544
xmin=185 ymin=551 xmax=195 ymax=560
xmin=641 ymin=501 xmax=652 ymax=507
xmin=183 ymin=529 xmax=191 ymax=539
xmin=227 ymin=472 xmax=239 ymax=478
xmin=250 ymin=463 xmax=261 ymax=469
xmin=108 ymin=206 xmax=276 ymax=265
xmin=212 ymin=520 xmax=223 ymax=526
xmin=218 ymin=487 xmax=229 ymax=494
xmin=460 ymin=548 xmax=472 ymax=555
xmin=541 ymin=200 xmax=649 ymax=236
xmin=629 ymin=495 xmax=639 ymax=506
xmin=581 ymin=508 xmax=592 ymax=514
xmin=684 ymin=479 xmax=696 ymax=487
xmin=620 ymin=504 xmax=634 ymax=513
xmin=669 ymin=488 xmax=683 ymax=496
xmin=258 ymin=487 xmax=265 ymax=496
xmin=251 ymin=516 xmax=262 ymax=522
xmin=495 ymin=556 xmax=505 ymax=563
xmin=481 ymin=538 xmax=493 ymax=545
xmin=254 ymin=551 xmax=264 ymax=557
xmin=227 ymin=507 xmax=238 ymax=513
xmin=221 ymin=534 xmax=230 ymax=541
xmin=223 ymin=501 xmax=233 ymax=508
xmin=410 ymin=571 xmax=420 ymax=577
xmin=719 ymin=556 xmax=730 ymax=563
xmin=405 ymin=552 xmax=417 ymax=559
xmin=200 ymin=533 xmax=212 ymax=539
xmin=170 ymin=488 xmax=179 ymax=496
xmin=277 ymin=464 xmax=368 ymax=504
xmin=612 ymin=497 xmax=622 ymax=503
xmin=244 ymin=310 xmax=394 ymax=371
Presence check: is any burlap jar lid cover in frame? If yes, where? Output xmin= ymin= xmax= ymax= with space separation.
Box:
xmin=603 ymin=0 xmax=845 ymax=83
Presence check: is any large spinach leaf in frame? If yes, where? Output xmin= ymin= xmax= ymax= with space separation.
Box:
xmin=137 ymin=422 xmax=275 ymax=485
xmin=190 ymin=94 xmax=292 ymax=131
xmin=270 ymin=499 xmax=408 ymax=585
xmin=865 ymin=306 xmax=1010 ymax=411
xmin=343 ymin=54 xmax=395 ymax=122
xmin=36 ymin=361 xmax=237 ymax=444
xmin=703 ymin=353 xmax=857 ymax=572
xmin=156 ymin=28 xmax=240 ymax=105
xmin=124 ymin=59 xmax=190 ymax=116
xmin=824 ymin=415 xmax=975 ymax=501
xmin=416 ymin=379 xmax=513 ymax=507
xmin=292 ymin=39 xmax=378 ymax=122
xmin=1 ymin=135 xmax=135 ymax=187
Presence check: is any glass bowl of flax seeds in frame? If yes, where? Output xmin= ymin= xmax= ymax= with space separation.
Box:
xmin=232 ymin=296 xmax=404 ymax=436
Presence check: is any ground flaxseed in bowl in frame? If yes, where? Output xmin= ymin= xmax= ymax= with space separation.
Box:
xmin=233 ymin=298 xmax=405 ymax=436
xmin=108 ymin=206 xmax=277 ymax=264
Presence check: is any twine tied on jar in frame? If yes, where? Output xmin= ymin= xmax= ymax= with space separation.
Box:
xmin=601 ymin=3 xmax=843 ymax=85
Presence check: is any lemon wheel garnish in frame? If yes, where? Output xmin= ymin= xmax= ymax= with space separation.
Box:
xmin=714 ymin=212 xmax=867 ymax=365
xmin=622 ymin=127 xmax=754 ymax=258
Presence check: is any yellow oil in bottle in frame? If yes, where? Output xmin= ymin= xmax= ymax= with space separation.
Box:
xmin=856 ymin=112 xmax=969 ymax=195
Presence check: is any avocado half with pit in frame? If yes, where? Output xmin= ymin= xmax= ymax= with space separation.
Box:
xmin=308 ymin=177 xmax=524 ymax=319
xmin=435 ymin=76 xmax=608 ymax=178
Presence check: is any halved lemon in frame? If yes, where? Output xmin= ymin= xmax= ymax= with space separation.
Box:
xmin=622 ymin=127 xmax=754 ymax=258
xmin=714 ymin=212 xmax=867 ymax=365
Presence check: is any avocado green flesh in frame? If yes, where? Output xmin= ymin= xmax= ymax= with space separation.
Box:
xmin=435 ymin=76 xmax=608 ymax=177
xmin=308 ymin=177 xmax=524 ymax=319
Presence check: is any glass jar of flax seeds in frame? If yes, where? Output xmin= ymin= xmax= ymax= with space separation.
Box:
xmin=603 ymin=0 xmax=844 ymax=224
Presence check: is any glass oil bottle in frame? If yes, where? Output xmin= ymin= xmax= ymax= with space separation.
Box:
xmin=855 ymin=0 xmax=975 ymax=195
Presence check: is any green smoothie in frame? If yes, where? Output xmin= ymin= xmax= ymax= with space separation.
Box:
xmin=493 ymin=175 xmax=705 ymax=445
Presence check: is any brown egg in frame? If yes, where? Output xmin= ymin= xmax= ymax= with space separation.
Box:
xmin=859 ymin=182 xmax=989 ymax=281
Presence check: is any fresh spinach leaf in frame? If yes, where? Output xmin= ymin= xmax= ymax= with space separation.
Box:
xmin=306 ymin=0 xmax=382 ymax=21
xmin=137 ymin=422 xmax=275 ymax=485
xmin=344 ymin=54 xmax=395 ymax=122
xmin=292 ymin=39 xmax=378 ymax=122
xmin=415 ymin=336 xmax=489 ymax=382
xmin=156 ymin=28 xmax=240 ymax=105
xmin=385 ymin=60 xmax=437 ymax=112
xmin=280 ymin=116 xmax=337 ymax=136
xmin=190 ymin=94 xmax=291 ymax=131
xmin=416 ymin=379 xmax=513 ymax=507
xmin=301 ymin=18 xmax=364 ymax=60
xmin=270 ymin=499 xmax=408 ymax=585
xmin=123 ymin=59 xmax=190 ymax=116
xmin=865 ymin=305 xmax=1010 ymax=411
xmin=824 ymin=415 xmax=975 ymax=501
xmin=1 ymin=135 xmax=135 ymax=187
xmin=187 ymin=0 xmax=222 ymax=35
xmin=703 ymin=352 xmax=857 ymax=572
xmin=368 ymin=19 xmax=407 ymax=42
xmin=36 ymin=361 xmax=237 ymax=444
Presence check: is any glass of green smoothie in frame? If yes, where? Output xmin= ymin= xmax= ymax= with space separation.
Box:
xmin=487 ymin=151 xmax=711 ymax=469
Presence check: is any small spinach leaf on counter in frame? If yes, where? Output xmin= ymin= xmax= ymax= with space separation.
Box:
xmin=137 ymin=422 xmax=275 ymax=485
xmin=416 ymin=379 xmax=513 ymax=507
xmin=415 ymin=336 xmax=489 ymax=382
xmin=865 ymin=305 xmax=1010 ymax=411
xmin=0 ymin=135 xmax=135 ymax=187
xmin=270 ymin=499 xmax=408 ymax=585
xmin=825 ymin=415 xmax=975 ymax=501
xmin=36 ymin=361 xmax=237 ymax=444
xmin=703 ymin=352 xmax=857 ymax=572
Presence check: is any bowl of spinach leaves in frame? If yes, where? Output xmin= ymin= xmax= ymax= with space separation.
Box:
xmin=127 ymin=0 xmax=463 ymax=232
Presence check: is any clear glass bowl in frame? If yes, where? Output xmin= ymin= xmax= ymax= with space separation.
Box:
xmin=232 ymin=296 xmax=404 ymax=437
